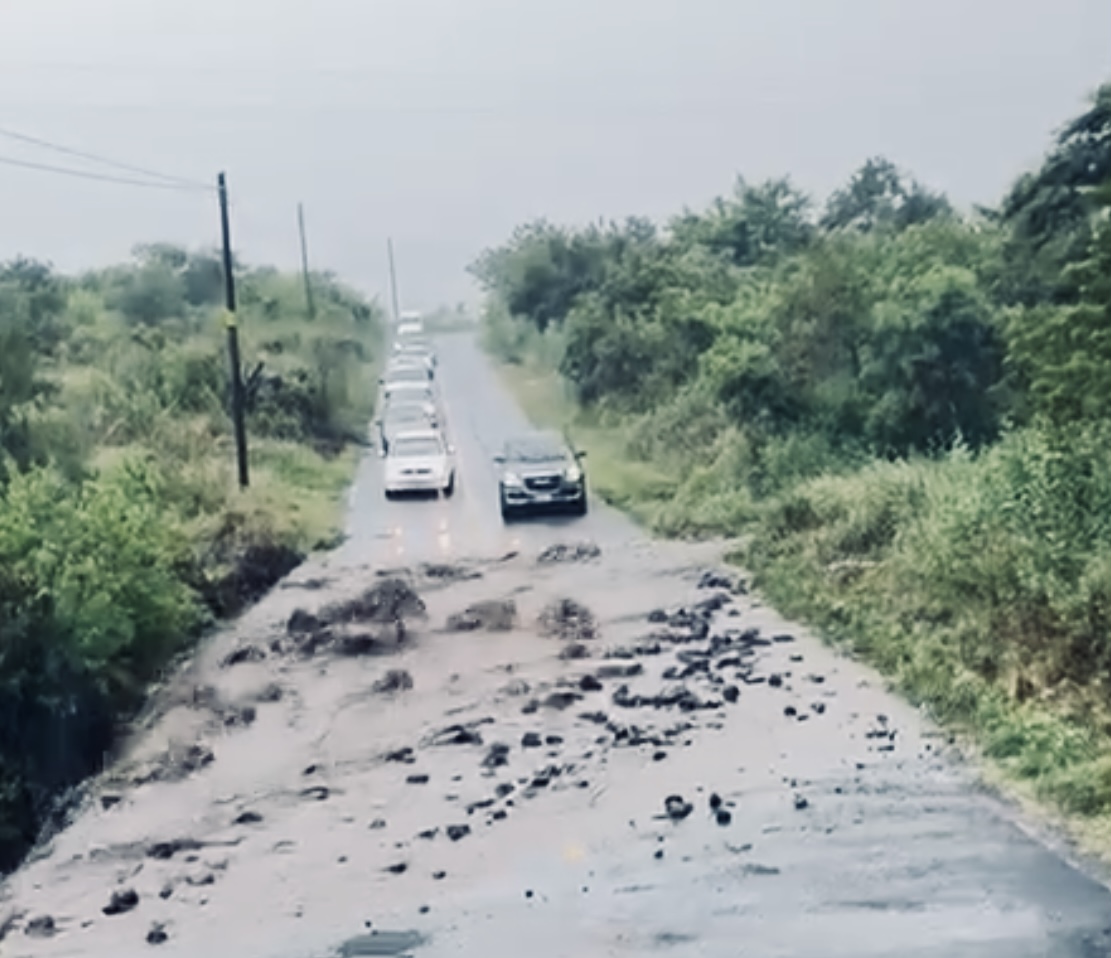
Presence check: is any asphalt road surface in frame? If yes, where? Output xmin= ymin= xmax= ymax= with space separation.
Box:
xmin=2 ymin=333 xmax=1110 ymax=958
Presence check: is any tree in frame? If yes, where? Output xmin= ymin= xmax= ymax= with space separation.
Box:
xmin=109 ymin=263 xmax=186 ymax=325
xmin=1006 ymin=179 xmax=1111 ymax=422
xmin=861 ymin=268 xmax=1004 ymax=454
xmin=998 ymin=82 xmax=1111 ymax=305
xmin=670 ymin=178 xmax=814 ymax=266
xmin=821 ymin=157 xmax=951 ymax=233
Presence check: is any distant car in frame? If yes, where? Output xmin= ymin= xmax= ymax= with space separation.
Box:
xmin=495 ymin=432 xmax=587 ymax=520
xmin=393 ymin=340 xmax=436 ymax=370
xmin=384 ymin=429 xmax=456 ymax=498
xmin=375 ymin=401 xmax=438 ymax=455
xmin=397 ymin=322 xmax=423 ymax=339
xmin=383 ymin=361 xmax=432 ymax=385
xmin=382 ymin=380 xmax=437 ymax=408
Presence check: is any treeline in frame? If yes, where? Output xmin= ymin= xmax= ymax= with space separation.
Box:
xmin=476 ymin=84 xmax=1111 ymax=827
xmin=0 ymin=245 xmax=382 ymax=869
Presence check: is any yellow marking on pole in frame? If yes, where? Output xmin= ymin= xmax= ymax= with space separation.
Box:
xmin=223 ymin=309 xmax=237 ymax=329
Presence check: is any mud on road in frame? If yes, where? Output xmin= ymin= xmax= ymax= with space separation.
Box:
xmin=2 ymin=531 xmax=1110 ymax=958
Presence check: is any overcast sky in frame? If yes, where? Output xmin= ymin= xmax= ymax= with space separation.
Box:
xmin=0 ymin=0 xmax=1108 ymax=309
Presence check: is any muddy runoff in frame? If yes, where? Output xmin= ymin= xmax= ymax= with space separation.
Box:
xmin=2 ymin=538 xmax=1109 ymax=958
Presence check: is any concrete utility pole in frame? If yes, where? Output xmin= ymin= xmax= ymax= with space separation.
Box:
xmin=298 ymin=202 xmax=316 ymax=320
xmin=387 ymin=237 xmax=401 ymax=325
xmin=218 ymin=172 xmax=249 ymax=489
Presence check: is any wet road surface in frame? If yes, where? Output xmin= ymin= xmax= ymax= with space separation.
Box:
xmin=2 ymin=333 xmax=1110 ymax=958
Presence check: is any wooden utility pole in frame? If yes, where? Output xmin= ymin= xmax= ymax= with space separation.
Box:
xmin=218 ymin=172 xmax=249 ymax=489
xmin=387 ymin=237 xmax=401 ymax=325
xmin=298 ymin=202 xmax=315 ymax=320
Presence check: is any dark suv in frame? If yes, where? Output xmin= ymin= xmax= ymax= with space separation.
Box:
xmin=495 ymin=433 xmax=587 ymax=520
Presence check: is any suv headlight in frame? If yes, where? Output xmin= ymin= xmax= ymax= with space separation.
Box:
xmin=564 ymin=465 xmax=582 ymax=483
xmin=502 ymin=472 xmax=523 ymax=487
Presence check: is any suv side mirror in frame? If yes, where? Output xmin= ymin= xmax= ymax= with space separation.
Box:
xmin=575 ymin=450 xmax=587 ymax=460
xmin=493 ymin=454 xmax=506 ymax=464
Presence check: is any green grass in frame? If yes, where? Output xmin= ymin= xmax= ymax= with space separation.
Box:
xmin=492 ymin=352 xmax=1111 ymax=862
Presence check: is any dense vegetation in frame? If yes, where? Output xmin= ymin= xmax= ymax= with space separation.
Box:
xmin=476 ymin=83 xmax=1111 ymax=838
xmin=0 ymin=246 xmax=382 ymax=869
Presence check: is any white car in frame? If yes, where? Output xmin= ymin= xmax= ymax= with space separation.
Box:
xmin=382 ymin=380 xmax=437 ymax=406
xmin=383 ymin=430 xmax=456 ymax=498
xmin=392 ymin=347 xmax=436 ymax=372
xmin=383 ymin=361 xmax=432 ymax=385
xmin=375 ymin=401 xmax=439 ymax=455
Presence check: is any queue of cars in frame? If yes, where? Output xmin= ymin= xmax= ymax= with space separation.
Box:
xmin=375 ymin=322 xmax=588 ymax=519
xmin=376 ymin=328 xmax=456 ymax=498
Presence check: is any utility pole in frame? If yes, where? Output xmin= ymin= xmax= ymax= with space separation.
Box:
xmin=298 ymin=202 xmax=316 ymax=320
xmin=218 ymin=171 xmax=249 ymax=489
xmin=387 ymin=237 xmax=401 ymax=326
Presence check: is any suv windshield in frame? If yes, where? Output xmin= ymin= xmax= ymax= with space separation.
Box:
xmin=392 ymin=436 xmax=443 ymax=457
xmin=505 ymin=436 xmax=568 ymax=464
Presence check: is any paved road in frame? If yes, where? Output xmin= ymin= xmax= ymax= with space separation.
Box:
xmin=3 ymin=333 xmax=1111 ymax=958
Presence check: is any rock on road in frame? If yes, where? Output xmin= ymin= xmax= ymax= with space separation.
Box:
xmin=1 ymin=333 xmax=1109 ymax=958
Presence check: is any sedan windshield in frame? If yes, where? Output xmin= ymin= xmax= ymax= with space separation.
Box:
xmin=386 ymin=384 xmax=433 ymax=401
xmin=384 ymin=403 xmax=431 ymax=424
xmin=386 ymin=366 xmax=428 ymax=383
xmin=391 ymin=436 xmax=443 ymax=457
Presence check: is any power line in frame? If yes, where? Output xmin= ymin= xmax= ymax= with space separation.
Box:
xmin=0 ymin=125 xmax=212 ymax=190
xmin=0 ymin=152 xmax=213 ymax=192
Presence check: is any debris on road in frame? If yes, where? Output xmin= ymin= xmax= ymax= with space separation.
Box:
xmin=103 ymin=888 xmax=139 ymax=916
xmin=446 ymin=598 xmax=517 ymax=632
xmin=482 ymin=743 xmax=511 ymax=768
xmin=664 ymin=795 xmax=694 ymax=821
xmin=373 ymin=669 xmax=414 ymax=693
xmin=697 ymin=570 xmax=734 ymax=590
xmin=221 ymin=644 xmax=266 ymax=668
xmin=542 ymin=691 xmax=583 ymax=710
xmin=24 ymin=915 xmax=56 ymax=938
xmin=537 ymin=541 xmax=602 ymax=564
xmin=428 ymin=722 xmax=488 ymax=747
xmin=538 ymin=598 xmax=597 ymax=642
xmin=147 ymin=838 xmax=202 ymax=860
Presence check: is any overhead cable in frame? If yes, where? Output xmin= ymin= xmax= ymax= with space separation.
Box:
xmin=0 ymin=126 xmax=212 ymax=191
xmin=0 ymin=152 xmax=213 ymax=191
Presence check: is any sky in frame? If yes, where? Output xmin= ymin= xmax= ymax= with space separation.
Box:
xmin=0 ymin=0 xmax=1108 ymax=310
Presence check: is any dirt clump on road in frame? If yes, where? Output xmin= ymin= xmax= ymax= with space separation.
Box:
xmin=538 ymin=598 xmax=597 ymax=642
xmin=445 ymin=598 xmax=517 ymax=632
xmin=537 ymin=541 xmax=602 ymax=565
xmin=373 ymin=670 xmax=414 ymax=694
xmin=281 ymin=579 xmax=429 ymax=656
